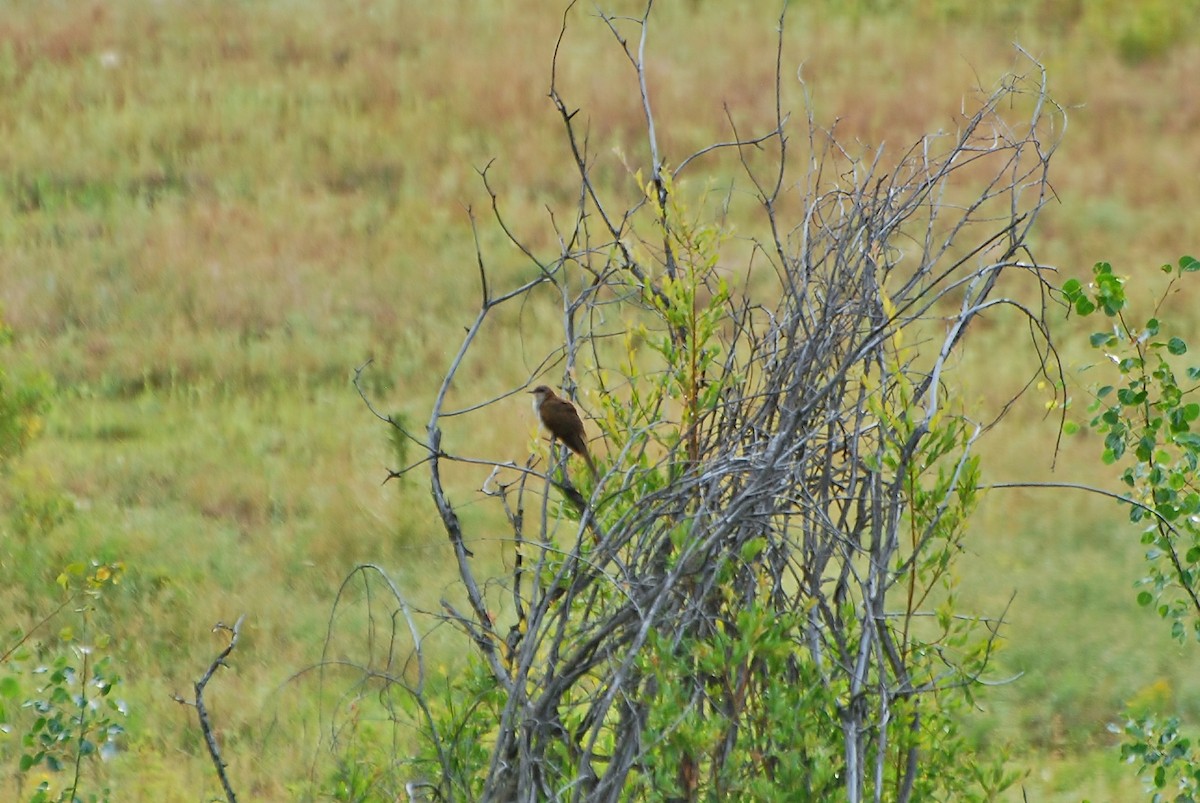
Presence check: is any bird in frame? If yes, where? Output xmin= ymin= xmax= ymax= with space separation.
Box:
xmin=528 ymin=385 xmax=598 ymax=480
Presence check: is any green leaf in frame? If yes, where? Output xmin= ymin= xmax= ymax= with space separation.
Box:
xmin=1074 ymin=297 xmax=1096 ymax=316
xmin=1180 ymin=255 xmax=1199 ymax=272
xmin=1187 ymin=546 xmax=1200 ymax=564
xmin=0 ymin=676 xmax=17 ymax=698
xmin=1061 ymin=278 xmax=1082 ymax=297
xmin=739 ymin=539 xmax=765 ymax=562
xmin=1089 ymin=332 xmax=1114 ymax=347
xmin=1168 ymin=337 xmax=1188 ymax=355
xmin=1116 ymin=387 xmax=1145 ymax=405
xmin=1136 ymin=435 xmax=1156 ymax=462
xmin=1137 ymin=590 xmax=1153 ymax=606
xmin=1176 ymin=433 xmax=1200 ymax=451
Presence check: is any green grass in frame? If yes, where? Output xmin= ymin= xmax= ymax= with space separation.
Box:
xmin=1 ymin=0 xmax=1199 ymax=798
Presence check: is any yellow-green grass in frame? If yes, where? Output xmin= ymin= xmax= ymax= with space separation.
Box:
xmin=2 ymin=0 xmax=1200 ymax=798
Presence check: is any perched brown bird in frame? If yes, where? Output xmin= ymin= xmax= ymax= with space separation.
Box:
xmin=529 ymin=385 xmax=598 ymax=480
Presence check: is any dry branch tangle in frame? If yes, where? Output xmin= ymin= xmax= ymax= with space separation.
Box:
xmin=383 ymin=10 xmax=1063 ymax=803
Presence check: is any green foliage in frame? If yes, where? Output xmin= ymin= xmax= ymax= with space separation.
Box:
xmin=412 ymin=657 xmax=504 ymax=799
xmin=630 ymin=607 xmax=843 ymax=800
xmin=626 ymin=595 xmax=1017 ymax=801
xmin=1071 ymin=256 xmax=1200 ymax=798
xmin=1070 ymin=257 xmax=1200 ymax=639
xmin=600 ymin=170 xmax=736 ymax=467
xmin=2 ymin=564 xmax=128 ymax=803
xmin=0 ymin=331 xmax=128 ymax=802
xmin=1116 ymin=715 xmax=1200 ymax=802
xmin=320 ymin=713 xmax=392 ymax=803
xmin=861 ymin=344 xmax=1019 ymax=801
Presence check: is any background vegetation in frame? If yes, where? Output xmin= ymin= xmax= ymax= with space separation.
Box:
xmin=0 ymin=0 xmax=1198 ymax=799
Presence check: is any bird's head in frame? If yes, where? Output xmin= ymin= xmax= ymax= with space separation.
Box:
xmin=528 ymin=385 xmax=555 ymax=412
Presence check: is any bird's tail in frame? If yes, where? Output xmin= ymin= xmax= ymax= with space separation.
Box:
xmin=584 ymin=450 xmax=599 ymax=482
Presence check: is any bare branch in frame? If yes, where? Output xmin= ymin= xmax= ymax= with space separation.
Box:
xmin=172 ymin=615 xmax=246 ymax=803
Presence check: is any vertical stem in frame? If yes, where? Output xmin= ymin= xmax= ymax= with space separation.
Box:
xmin=68 ymin=641 xmax=90 ymax=803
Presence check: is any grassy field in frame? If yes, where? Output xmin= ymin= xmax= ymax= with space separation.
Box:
xmin=2 ymin=0 xmax=1199 ymax=799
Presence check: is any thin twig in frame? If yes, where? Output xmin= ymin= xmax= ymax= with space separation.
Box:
xmin=172 ymin=615 xmax=246 ymax=803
